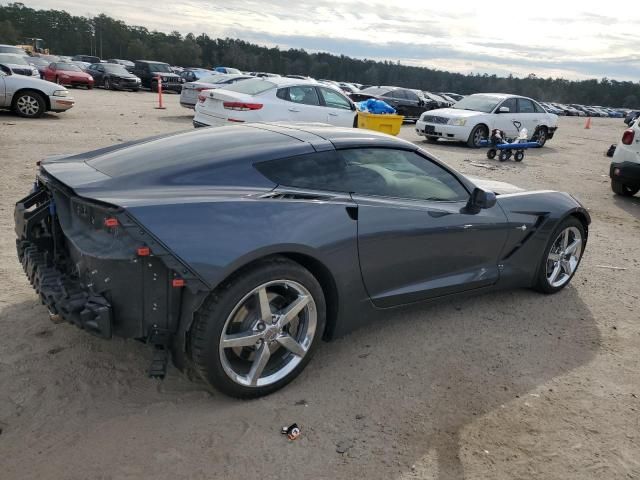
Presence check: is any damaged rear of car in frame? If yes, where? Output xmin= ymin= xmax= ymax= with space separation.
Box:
xmin=15 ymin=159 xmax=209 ymax=376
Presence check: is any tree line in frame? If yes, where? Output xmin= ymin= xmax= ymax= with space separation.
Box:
xmin=1 ymin=2 xmax=638 ymax=107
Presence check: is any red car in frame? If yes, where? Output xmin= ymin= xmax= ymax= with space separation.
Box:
xmin=43 ymin=62 xmax=94 ymax=89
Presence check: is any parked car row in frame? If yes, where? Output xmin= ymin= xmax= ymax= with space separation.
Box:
xmin=540 ymin=101 xmax=625 ymax=118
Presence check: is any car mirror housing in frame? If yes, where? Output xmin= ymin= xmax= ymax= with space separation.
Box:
xmin=466 ymin=187 xmax=497 ymax=213
xmin=0 ymin=64 xmax=11 ymax=76
xmin=498 ymin=106 xmax=510 ymax=113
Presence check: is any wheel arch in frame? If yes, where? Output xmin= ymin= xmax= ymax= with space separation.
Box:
xmin=13 ymin=88 xmax=50 ymax=111
xmin=192 ymin=251 xmax=340 ymax=342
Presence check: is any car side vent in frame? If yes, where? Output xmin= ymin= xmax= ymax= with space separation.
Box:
xmin=260 ymin=191 xmax=332 ymax=201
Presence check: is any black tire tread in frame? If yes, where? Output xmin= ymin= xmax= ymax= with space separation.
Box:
xmin=189 ymin=256 xmax=325 ymax=398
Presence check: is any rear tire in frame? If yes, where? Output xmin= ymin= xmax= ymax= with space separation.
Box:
xmin=534 ymin=126 xmax=548 ymax=147
xmin=467 ymin=124 xmax=488 ymax=148
xmin=12 ymin=90 xmax=46 ymax=118
xmin=611 ymin=179 xmax=639 ymax=196
xmin=190 ymin=256 xmax=326 ymax=398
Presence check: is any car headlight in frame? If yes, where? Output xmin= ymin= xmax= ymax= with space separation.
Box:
xmin=32 ymin=68 xmax=39 ymax=75
xmin=448 ymin=118 xmax=467 ymax=126
xmin=52 ymin=90 xmax=69 ymax=97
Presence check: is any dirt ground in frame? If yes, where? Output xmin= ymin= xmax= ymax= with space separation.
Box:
xmin=1 ymin=89 xmax=639 ymax=480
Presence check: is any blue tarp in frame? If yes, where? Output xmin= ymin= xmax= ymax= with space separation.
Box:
xmin=357 ymin=99 xmax=396 ymax=114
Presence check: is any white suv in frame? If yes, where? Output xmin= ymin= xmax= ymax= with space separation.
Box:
xmin=416 ymin=93 xmax=558 ymax=147
xmin=610 ymin=120 xmax=640 ymax=197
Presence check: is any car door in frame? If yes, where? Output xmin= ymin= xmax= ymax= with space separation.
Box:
xmin=492 ymin=97 xmax=519 ymax=138
xmin=90 ymin=65 xmax=103 ymax=84
xmin=276 ymin=85 xmax=325 ymax=122
xmin=516 ymin=98 xmax=538 ymax=137
xmin=342 ymin=147 xmax=510 ymax=307
xmin=402 ymin=89 xmax=424 ymax=118
xmin=382 ymin=89 xmax=406 ymax=116
xmin=0 ymin=69 xmax=6 ymax=106
xmin=317 ymin=86 xmax=356 ymax=127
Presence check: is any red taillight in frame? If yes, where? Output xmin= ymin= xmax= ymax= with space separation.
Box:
xmin=137 ymin=247 xmax=150 ymax=256
xmin=197 ymin=94 xmax=207 ymax=103
xmin=104 ymin=217 xmax=119 ymax=227
xmin=622 ymin=128 xmax=634 ymax=145
xmin=223 ymin=102 xmax=263 ymax=111
xmin=172 ymin=278 xmax=185 ymax=288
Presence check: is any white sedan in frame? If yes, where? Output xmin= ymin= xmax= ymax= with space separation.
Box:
xmin=193 ymin=77 xmax=357 ymax=128
xmin=415 ymin=93 xmax=558 ymax=147
xmin=0 ymin=63 xmax=74 ymax=117
xmin=610 ymin=118 xmax=640 ymax=197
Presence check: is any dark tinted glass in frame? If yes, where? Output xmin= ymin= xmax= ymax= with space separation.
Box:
xmin=518 ymin=98 xmax=535 ymax=113
xmin=500 ymin=98 xmax=517 ymax=112
xmin=255 ymin=149 xmax=468 ymax=201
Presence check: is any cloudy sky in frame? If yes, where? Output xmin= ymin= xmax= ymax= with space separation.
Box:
xmin=27 ymin=0 xmax=640 ymax=81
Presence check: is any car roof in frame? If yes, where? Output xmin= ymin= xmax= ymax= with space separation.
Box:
xmin=249 ymin=76 xmax=320 ymax=87
xmin=135 ymin=60 xmax=169 ymax=64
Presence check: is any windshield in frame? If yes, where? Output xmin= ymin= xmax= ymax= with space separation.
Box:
xmin=218 ymin=78 xmax=276 ymax=95
xmin=147 ymin=63 xmax=172 ymax=73
xmin=103 ymin=64 xmax=129 ymax=74
xmin=0 ymin=45 xmax=25 ymax=55
xmin=0 ymin=54 xmax=29 ymax=65
xmin=27 ymin=57 xmax=49 ymax=65
xmin=452 ymin=94 xmax=503 ymax=113
xmin=57 ymin=63 xmax=83 ymax=72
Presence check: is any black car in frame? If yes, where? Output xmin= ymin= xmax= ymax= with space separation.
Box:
xmin=72 ymin=54 xmax=101 ymax=65
xmin=133 ymin=60 xmax=182 ymax=92
xmin=15 ymin=124 xmax=589 ymax=398
xmin=87 ymin=63 xmax=141 ymax=91
xmin=350 ymin=86 xmax=437 ymax=121
xmin=106 ymin=58 xmax=135 ymax=72
xmin=624 ymin=110 xmax=640 ymax=126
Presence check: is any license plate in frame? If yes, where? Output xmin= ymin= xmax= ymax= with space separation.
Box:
xmin=424 ymin=125 xmax=435 ymax=134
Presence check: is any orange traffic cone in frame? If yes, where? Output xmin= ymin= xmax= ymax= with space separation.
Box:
xmin=584 ymin=117 xmax=591 ymax=129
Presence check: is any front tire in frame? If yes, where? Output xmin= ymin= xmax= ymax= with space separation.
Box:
xmin=190 ymin=257 xmax=326 ymax=398
xmin=104 ymin=77 xmax=111 ymax=90
xmin=534 ymin=217 xmax=586 ymax=294
xmin=12 ymin=91 xmax=46 ymax=118
xmin=611 ymin=179 xmax=639 ymax=197
xmin=467 ymin=124 xmax=488 ymax=148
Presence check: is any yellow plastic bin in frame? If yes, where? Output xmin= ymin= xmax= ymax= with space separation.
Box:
xmin=357 ymin=111 xmax=404 ymax=136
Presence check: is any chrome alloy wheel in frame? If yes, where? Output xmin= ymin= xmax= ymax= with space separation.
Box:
xmin=219 ymin=280 xmax=317 ymax=387
xmin=546 ymin=226 xmax=583 ymax=288
xmin=16 ymin=95 xmax=40 ymax=116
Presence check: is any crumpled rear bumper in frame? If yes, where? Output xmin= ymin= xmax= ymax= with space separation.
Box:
xmin=17 ymin=239 xmax=113 ymax=338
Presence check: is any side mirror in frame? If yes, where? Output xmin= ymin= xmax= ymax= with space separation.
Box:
xmin=0 ymin=64 xmax=11 ymax=76
xmin=466 ymin=187 xmax=497 ymax=213
xmin=498 ymin=106 xmax=510 ymax=113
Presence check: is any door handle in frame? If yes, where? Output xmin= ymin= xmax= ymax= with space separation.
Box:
xmin=328 ymin=112 xmax=338 ymax=116
xmin=288 ymin=108 xmax=300 ymax=112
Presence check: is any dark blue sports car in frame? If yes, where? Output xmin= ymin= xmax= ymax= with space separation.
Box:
xmin=15 ymin=124 xmax=590 ymax=397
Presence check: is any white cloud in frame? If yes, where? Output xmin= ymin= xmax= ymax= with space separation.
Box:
xmin=24 ymin=0 xmax=640 ymax=80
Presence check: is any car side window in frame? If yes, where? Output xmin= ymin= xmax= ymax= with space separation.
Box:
xmin=518 ymin=98 xmax=535 ymax=113
xmin=532 ymin=101 xmax=546 ymax=113
xmin=498 ymin=98 xmax=517 ymax=113
xmin=319 ymin=87 xmax=351 ymax=110
xmin=254 ymin=149 xmax=468 ymax=202
xmin=392 ymin=90 xmax=407 ymax=99
xmin=338 ymin=148 xmax=469 ymax=201
xmin=276 ymin=88 xmax=288 ymax=100
xmin=288 ymin=85 xmax=320 ymax=106
xmin=382 ymin=90 xmax=396 ymax=99
xmin=404 ymin=90 xmax=420 ymax=102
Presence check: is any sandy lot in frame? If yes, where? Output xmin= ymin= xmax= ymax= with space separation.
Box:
xmin=1 ymin=89 xmax=639 ymax=480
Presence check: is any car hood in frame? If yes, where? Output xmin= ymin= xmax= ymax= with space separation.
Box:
xmin=425 ymin=107 xmax=486 ymax=118
xmin=466 ymin=176 xmax=524 ymax=195
xmin=59 ymin=71 xmax=92 ymax=78
xmin=5 ymin=74 xmax=61 ymax=92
